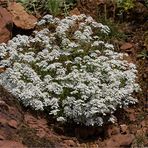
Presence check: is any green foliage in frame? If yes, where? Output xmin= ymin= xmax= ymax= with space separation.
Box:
xmin=96 ymin=17 xmax=126 ymax=48
xmin=117 ymin=0 xmax=135 ymax=12
xmin=47 ymin=0 xmax=62 ymax=16
xmin=16 ymin=0 xmax=47 ymax=14
xmin=138 ymin=50 xmax=148 ymax=59
xmin=16 ymin=0 xmax=76 ymax=16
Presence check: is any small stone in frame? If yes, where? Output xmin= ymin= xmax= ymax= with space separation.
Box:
xmin=129 ymin=113 xmax=136 ymax=122
xmin=120 ymin=124 xmax=128 ymax=134
xmin=0 ymin=118 xmax=7 ymax=125
xmin=70 ymin=8 xmax=81 ymax=16
xmin=120 ymin=42 xmax=133 ymax=50
xmin=0 ymin=100 xmax=9 ymax=111
xmin=140 ymin=120 xmax=146 ymax=127
xmin=8 ymin=119 xmax=18 ymax=129
xmin=64 ymin=140 xmax=76 ymax=147
xmin=107 ymin=126 xmax=120 ymax=137
xmin=36 ymin=129 xmax=46 ymax=138
xmin=0 ymin=135 xmax=5 ymax=140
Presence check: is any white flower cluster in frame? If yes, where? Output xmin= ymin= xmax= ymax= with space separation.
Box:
xmin=0 ymin=14 xmax=140 ymax=126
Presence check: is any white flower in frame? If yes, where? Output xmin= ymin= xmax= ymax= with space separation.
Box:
xmin=0 ymin=14 xmax=140 ymax=127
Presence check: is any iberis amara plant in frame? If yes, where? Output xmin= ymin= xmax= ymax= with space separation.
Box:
xmin=0 ymin=14 xmax=140 ymax=126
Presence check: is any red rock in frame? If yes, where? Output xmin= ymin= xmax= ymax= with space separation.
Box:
xmin=36 ymin=128 xmax=46 ymax=138
xmin=7 ymin=2 xmax=37 ymax=30
xmin=0 ymin=135 xmax=5 ymax=140
xmin=120 ymin=42 xmax=133 ymax=50
xmin=120 ymin=124 xmax=128 ymax=134
xmin=140 ymin=120 xmax=146 ymax=127
xmin=24 ymin=114 xmax=36 ymax=123
xmin=64 ymin=140 xmax=76 ymax=147
xmin=0 ymin=7 xmax=13 ymax=43
xmin=129 ymin=113 xmax=136 ymax=122
xmin=105 ymin=134 xmax=134 ymax=147
xmin=70 ymin=8 xmax=81 ymax=16
xmin=0 ymin=141 xmax=26 ymax=148
xmin=0 ymin=100 xmax=9 ymax=111
xmin=0 ymin=0 xmax=7 ymax=8
xmin=8 ymin=119 xmax=18 ymax=129
xmin=0 ymin=117 xmax=7 ymax=125
xmin=107 ymin=126 xmax=120 ymax=137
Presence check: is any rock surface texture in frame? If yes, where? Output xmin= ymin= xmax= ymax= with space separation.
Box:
xmin=7 ymin=2 xmax=37 ymax=30
xmin=0 ymin=7 xmax=13 ymax=43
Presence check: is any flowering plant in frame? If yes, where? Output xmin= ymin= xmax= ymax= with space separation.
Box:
xmin=0 ymin=14 xmax=140 ymax=126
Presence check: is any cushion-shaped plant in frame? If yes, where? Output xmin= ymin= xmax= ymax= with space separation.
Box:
xmin=0 ymin=14 xmax=140 ymax=126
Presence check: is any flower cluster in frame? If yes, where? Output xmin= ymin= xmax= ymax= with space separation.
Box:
xmin=0 ymin=14 xmax=140 ymax=126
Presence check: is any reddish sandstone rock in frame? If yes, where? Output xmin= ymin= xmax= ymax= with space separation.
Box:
xmin=107 ymin=125 xmax=120 ymax=137
xmin=0 ymin=0 xmax=8 ymax=8
xmin=120 ymin=42 xmax=133 ymax=50
xmin=0 ymin=7 xmax=13 ymax=43
xmin=0 ymin=141 xmax=26 ymax=148
xmin=8 ymin=119 xmax=18 ymax=129
xmin=105 ymin=134 xmax=135 ymax=147
xmin=120 ymin=124 xmax=128 ymax=134
xmin=7 ymin=2 xmax=37 ymax=30
xmin=70 ymin=7 xmax=81 ymax=16
xmin=64 ymin=140 xmax=76 ymax=147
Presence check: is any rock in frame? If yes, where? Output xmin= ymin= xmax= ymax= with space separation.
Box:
xmin=129 ymin=113 xmax=136 ymax=122
xmin=24 ymin=114 xmax=37 ymax=126
xmin=0 ymin=135 xmax=5 ymax=140
xmin=120 ymin=124 xmax=128 ymax=134
xmin=107 ymin=126 xmax=120 ymax=137
xmin=0 ymin=100 xmax=9 ymax=111
xmin=64 ymin=140 xmax=76 ymax=147
xmin=8 ymin=119 xmax=18 ymax=129
xmin=0 ymin=7 xmax=13 ymax=43
xmin=0 ymin=130 xmax=6 ymax=140
xmin=0 ymin=117 xmax=7 ymax=125
xmin=70 ymin=8 xmax=81 ymax=16
xmin=36 ymin=128 xmax=46 ymax=138
xmin=120 ymin=42 xmax=133 ymax=50
xmin=140 ymin=120 xmax=146 ymax=127
xmin=0 ymin=0 xmax=8 ymax=8
xmin=105 ymin=134 xmax=135 ymax=147
xmin=0 ymin=141 xmax=26 ymax=148
xmin=7 ymin=2 xmax=37 ymax=30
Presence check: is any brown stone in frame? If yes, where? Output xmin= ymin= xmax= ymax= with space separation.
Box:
xmin=140 ymin=120 xmax=146 ymax=127
xmin=120 ymin=124 xmax=128 ymax=134
xmin=0 ymin=100 xmax=9 ymax=111
xmin=8 ymin=119 xmax=18 ymax=129
xmin=120 ymin=42 xmax=133 ymax=50
xmin=0 ymin=7 xmax=13 ymax=43
xmin=105 ymin=134 xmax=134 ymax=147
xmin=0 ymin=135 xmax=5 ymax=140
xmin=107 ymin=126 xmax=120 ymax=137
xmin=70 ymin=8 xmax=81 ymax=16
xmin=0 ymin=141 xmax=26 ymax=148
xmin=0 ymin=0 xmax=8 ymax=8
xmin=7 ymin=2 xmax=37 ymax=30
xmin=64 ymin=140 xmax=76 ymax=147
xmin=0 ymin=117 xmax=7 ymax=125
xmin=129 ymin=113 xmax=136 ymax=122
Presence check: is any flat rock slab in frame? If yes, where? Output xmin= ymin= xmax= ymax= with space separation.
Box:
xmin=7 ymin=2 xmax=37 ymax=30
xmin=0 ymin=141 xmax=26 ymax=148
xmin=0 ymin=7 xmax=13 ymax=43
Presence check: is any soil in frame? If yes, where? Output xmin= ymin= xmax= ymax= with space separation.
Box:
xmin=0 ymin=0 xmax=148 ymax=147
